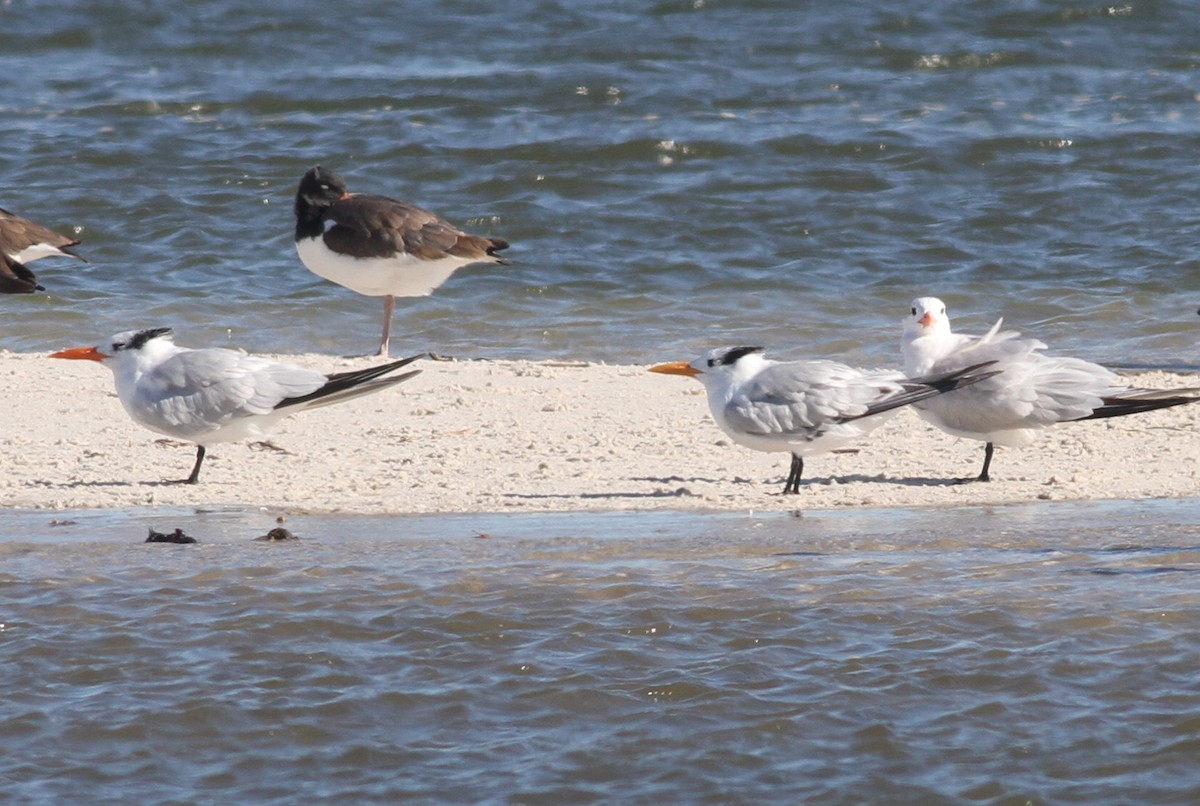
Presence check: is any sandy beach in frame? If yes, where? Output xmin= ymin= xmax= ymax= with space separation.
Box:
xmin=5 ymin=349 xmax=1199 ymax=515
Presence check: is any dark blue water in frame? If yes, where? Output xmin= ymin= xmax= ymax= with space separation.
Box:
xmin=3 ymin=499 xmax=1200 ymax=803
xmin=3 ymin=0 xmax=1199 ymax=368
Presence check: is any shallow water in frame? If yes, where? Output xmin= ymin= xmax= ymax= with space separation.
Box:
xmin=3 ymin=498 xmax=1200 ymax=803
xmin=3 ymin=0 xmax=1200 ymax=368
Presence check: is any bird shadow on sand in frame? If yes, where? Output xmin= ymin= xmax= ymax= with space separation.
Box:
xmin=47 ymin=479 xmax=133 ymax=489
xmin=505 ymin=475 xmax=752 ymax=501
xmin=503 ymin=488 xmax=705 ymax=501
xmin=500 ymin=473 xmax=968 ymax=502
xmin=54 ymin=479 xmax=197 ymax=489
xmin=799 ymin=472 xmax=972 ymax=488
xmin=630 ymin=475 xmax=756 ymax=485
xmin=632 ymin=472 xmax=968 ymax=490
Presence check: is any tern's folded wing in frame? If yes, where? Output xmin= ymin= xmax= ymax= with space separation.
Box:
xmin=135 ymin=350 xmax=326 ymax=431
xmin=724 ymin=361 xmax=903 ymax=437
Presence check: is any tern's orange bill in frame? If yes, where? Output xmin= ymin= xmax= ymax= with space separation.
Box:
xmin=49 ymin=346 xmax=108 ymax=361
xmin=649 ymin=361 xmax=701 ymax=377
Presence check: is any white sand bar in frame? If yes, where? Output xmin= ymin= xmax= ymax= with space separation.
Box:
xmin=5 ymin=351 xmax=1199 ymax=514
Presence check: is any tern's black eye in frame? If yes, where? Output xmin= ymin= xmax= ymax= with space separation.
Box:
xmin=707 ymin=358 xmax=716 ymax=367
xmin=911 ymin=306 xmax=917 ymax=316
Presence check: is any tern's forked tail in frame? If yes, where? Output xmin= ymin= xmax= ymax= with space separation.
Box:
xmin=1073 ymin=386 xmax=1200 ymax=422
xmin=276 ymin=352 xmax=425 ymax=411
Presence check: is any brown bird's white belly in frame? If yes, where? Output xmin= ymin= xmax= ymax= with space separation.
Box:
xmin=296 ymin=237 xmax=472 ymax=298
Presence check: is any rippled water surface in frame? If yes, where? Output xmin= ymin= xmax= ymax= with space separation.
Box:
xmin=3 ymin=0 xmax=1199 ymax=367
xmin=2 ymin=499 xmax=1200 ymax=802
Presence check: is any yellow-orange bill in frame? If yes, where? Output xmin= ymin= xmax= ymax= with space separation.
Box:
xmin=648 ymin=361 xmax=700 ymax=377
xmin=49 ymin=346 xmax=107 ymax=361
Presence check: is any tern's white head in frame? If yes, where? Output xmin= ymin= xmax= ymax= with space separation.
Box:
xmin=648 ymin=346 xmax=768 ymax=387
xmin=904 ymin=297 xmax=952 ymax=340
xmin=50 ymin=327 xmax=178 ymax=370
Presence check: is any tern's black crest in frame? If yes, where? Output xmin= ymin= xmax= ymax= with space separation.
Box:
xmin=114 ymin=327 xmax=173 ymax=353
xmin=709 ymin=346 xmax=764 ymax=368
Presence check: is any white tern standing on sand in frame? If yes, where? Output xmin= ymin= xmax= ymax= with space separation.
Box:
xmin=650 ymin=346 xmax=998 ymax=494
xmin=52 ymin=327 xmax=423 ymax=484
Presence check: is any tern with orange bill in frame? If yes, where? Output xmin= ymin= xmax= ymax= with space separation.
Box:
xmin=51 ymin=328 xmax=423 ymax=484
xmin=650 ymin=346 xmax=998 ymax=494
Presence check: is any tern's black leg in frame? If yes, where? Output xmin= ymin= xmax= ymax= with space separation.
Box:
xmin=177 ymin=445 xmax=206 ymax=485
xmin=977 ymin=442 xmax=994 ymax=482
xmin=783 ymin=454 xmax=804 ymax=495
xmin=951 ymin=441 xmax=994 ymax=485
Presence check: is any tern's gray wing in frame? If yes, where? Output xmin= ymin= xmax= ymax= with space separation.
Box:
xmin=724 ymin=361 xmax=904 ymax=437
xmin=917 ymin=323 xmax=1120 ymax=432
xmin=928 ymin=321 xmax=1045 ymax=374
xmin=1007 ymin=355 xmax=1118 ymax=424
xmin=132 ymin=349 xmax=326 ymax=433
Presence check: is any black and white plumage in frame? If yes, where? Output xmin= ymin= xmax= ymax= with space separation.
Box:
xmin=293 ymin=165 xmax=509 ymax=357
xmin=51 ymin=328 xmax=423 ymax=484
xmin=901 ymin=296 xmax=1200 ymax=482
xmin=0 ymin=206 xmax=86 ymax=293
xmin=650 ymin=346 xmax=997 ymax=494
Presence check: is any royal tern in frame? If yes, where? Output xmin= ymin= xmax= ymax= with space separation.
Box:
xmin=0 ymin=205 xmax=86 ymax=293
xmin=294 ymin=165 xmax=509 ymax=356
xmin=902 ymin=296 xmax=1200 ymax=482
xmin=650 ymin=346 xmax=998 ymax=494
xmin=51 ymin=328 xmax=423 ymax=484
